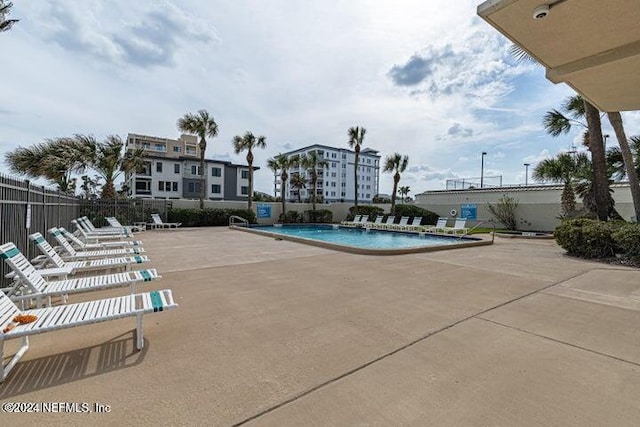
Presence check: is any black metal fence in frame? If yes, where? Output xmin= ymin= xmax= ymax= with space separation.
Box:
xmin=0 ymin=173 xmax=173 ymax=287
xmin=0 ymin=174 xmax=81 ymax=285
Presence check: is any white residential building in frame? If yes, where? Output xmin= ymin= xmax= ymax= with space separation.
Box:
xmin=279 ymin=144 xmax=381 ymax=203
xmin=124 ymin=133 xmax=255 ymax=200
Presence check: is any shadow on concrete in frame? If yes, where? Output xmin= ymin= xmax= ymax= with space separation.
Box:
xmin=0 ymin=330 xmax=148 ymax=399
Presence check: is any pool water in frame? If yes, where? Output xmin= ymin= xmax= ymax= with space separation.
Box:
xmin=251 ymin=225 xmax=468 ymax=250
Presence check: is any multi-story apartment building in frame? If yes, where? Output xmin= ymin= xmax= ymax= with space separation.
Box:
xmin=124 ymin=133 xmax=255 ymax=200
xmin=279 ymin=144 xmax=381 ymax=204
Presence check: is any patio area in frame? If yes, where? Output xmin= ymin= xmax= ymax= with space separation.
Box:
xmin=2 ymin=227 xmax=640 ymax=426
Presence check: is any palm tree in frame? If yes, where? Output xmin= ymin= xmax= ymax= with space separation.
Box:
xmin=267 ymin=159 xmax=279 ymax=198
xmin=542 ymin=95 xmax=610 ymax=220
xmin=398 ymin=185 xmax=411 ymax=203
xmin=232 ymin=131 xmax=266 ymax=210
xmin=348 ymin=126 xmax=366 ymax=215
xmin=301 ymin=151 xmax=328 ymax=211
xmin=0 ymin=1 xmax=18 ymax=33
xmin=607 ymin=114 xmax=640 ymax=222
xmin=93 ymin=135 xmax=145 ymax=199
xmin=607 ymin=136 xmax=640 ymax=181
xmin=532 ymin=152 xmax=586 ymax=215
xmin=5 ymin=136 xmax=95 ymax=193
xmin=267 ymin=154 xmax=298 ymax=222
xmin=383 ymin=153 xmax=409 ymax=214
xmin=289 ymin=172 xmax=306 ymax=203
xmin=177 ymin=110 xmax=219 ymax=209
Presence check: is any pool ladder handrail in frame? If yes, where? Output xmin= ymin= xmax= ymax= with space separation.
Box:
xmin=457 ymin=220 xmax=495 ymax=243
xmin=229 ymin=215 xmax=249 ymax=227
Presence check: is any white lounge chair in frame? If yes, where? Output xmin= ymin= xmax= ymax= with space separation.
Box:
xmin=72 ymin=220 xmax=132 ymax=242
xmin=106 ymin=217 xmax=145 ymax=233
xmin=0 ymin=287 xmax=176 ymax=382
xmin=367 ymin=215 xmax=384 ymax=227
xmin=444 ymin=218 xmax=469 ymax=235
xmin=0 ymin=242 xmax=160 ymax=306
xmin=341 ymin=215 xmax=361 ymax=227
xmin=380 ymin=216 xmax=396 ymax=229
xmin=425 ymin=218 xmax=449 ymax=233
xmin=150 ymin=214 xmax=181 ymax=229
xmin=30 ymin=233 xmax=149 ymax=274
xmin=50 ymin=229 xmax=145 ymax=260
xmin=79 ymin=217 xmax=129 ymax=236
xmin=406 ymin=217 xmax=423 ymax=232
xmin=356 ymin=215 xmax=369 ymax=226
xmin=389 ymin=216 xmax=410 ymax=230
xmin=58 ymin=227 xmax=143 ymax=249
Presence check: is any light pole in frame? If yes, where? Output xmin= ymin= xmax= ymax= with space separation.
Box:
xmin=524 ymin=163 xmax=530 ymax=186
xmin=480 ymin=152 xmax=487 ymax=188
xmin=603 ymin=134 xmax=610 ymax=149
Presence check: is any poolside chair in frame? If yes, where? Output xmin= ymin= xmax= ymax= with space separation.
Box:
xmin=356 ymin=215 xmax=369 ymax=226
xmin=341 ymin=215 xmax=361 ymax=227
xmin=444 ymin=218 xmax=469 ymax=235
xmin=79 ymin=217 xmax=129 ymax=236
xmin=59 ymin=227 xmax=143 ymax=250
xmin=73 ymin=220 xmax=132 ymax=242
xmin=390 ymin=216 xmax=410 ymax=230
xmin=367 ymin=215 xmax=384 ymax=228
xmin=0 ymin=242 xmax=160 ymax=307
xmin=30 ymin=233 xmax=149 ymax=274
xmin=50 ymin=228 xmax=145 ymax=260
xmin=406 ymin=217 xmax=423 ymax=232
xmin=0 ymin=286 xmax=176 ymax=382
xmin=106 ymin=217 xmax=145 ymax=233
xmin=149 ymin=214 xmax=181 ymax=229
xmin=380 ymin=216 xmax=396 ymax=229
xmin=425 ymin=218 xmax=449 ymax=233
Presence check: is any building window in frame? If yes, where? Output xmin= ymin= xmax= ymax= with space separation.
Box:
xmin=241 ymin=186 xmax=249 ymax=195
xmin=173 ymin=146 xmax=181 ymax=153
xmin=174 ymin=164 xmax=180 ymax=174
xmin=341 ymin=192 xmax=346 ymax=197
xmin=331 ymin=191 xmax=336 ymax=197
xmin=155 ymin=143 xmax=165 ymax=151
xmin=331 ymin=182 xmax=336 ymax=187
xmin=341 ymin=182 xmax=346 ymax=187
xmin=342 ymin=153 xmax=346 ymax=159
xmin=332 ymin=153 xmax=337 ymax=158
xmin=191 ymin=165 xmax=202 ymax=175
xmin=158 ymin=181 xmax=165 ymax=191
xmin=211 ymin=184 xmax=221 ymax=193
xmin=211 ymin=167 xmax=221 ymax=177
xmin=188 ymin=182 xmax=200 ymax=193
xmin=172 ymin=182 xmax=178 ymax=192
xmin=241 ymin=170 xmax=249 ymax=179
xmin=331 ymin=172 xmax=336 ymax=178
xmin=366 ymin=194 xmax=370 ymax=198
xmin=156 ymin=162 xmax=163 ymax=173
xmin=341 ymin=164 xmax=345 ymax=169
xmin=325 ymin=191 xmax=329 ymax=196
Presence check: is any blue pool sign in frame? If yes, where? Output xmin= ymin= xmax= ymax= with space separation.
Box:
xmin=460 ymin=204 xmax=477 ymax=220
xmin=257 ymin=204 xmax=271 ymax=219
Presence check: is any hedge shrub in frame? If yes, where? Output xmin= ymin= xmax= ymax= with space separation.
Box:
xmin=392 ymin=205 xmax=439 ymax=225
xmin=345 ymin=205 xmax=384 ymax=221
xmin=554 ymin=218 xmax=617 ymax=258
xmin=279 ymin=210 xmax=303 ymax=223
xmin=612 ymin=222 xmax=640 ymax=259
xmin=305 ymin=209 xmax=333 ymax=223
xmin=167 ymin=208 xmax=256 ymax=227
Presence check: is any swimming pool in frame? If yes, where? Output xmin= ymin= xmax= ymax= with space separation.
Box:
xmin=236 ymin=224 xmax=489 ymax=255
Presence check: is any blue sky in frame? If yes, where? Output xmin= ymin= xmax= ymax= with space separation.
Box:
xmin=2 ymin=0 xmax=639 ymax=196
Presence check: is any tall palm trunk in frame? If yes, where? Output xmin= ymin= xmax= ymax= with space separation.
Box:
xmin=199 ymin=138 xmax=206 ymax=210
xmin=281 ymin=172 xmax=287 ymax=222
xmin=354 ymin=149 xmax=360 ymax=214
xmin=583 ymin=100 xmax=609 ymax=220
xmin=391 ymin=173 xmax=400 ymax=214
xmin=561 ymin=181 xmax=576 ymax=216
xmin=246 ymin=150 xmax=254 ymax=210
xmin=608 ymin=112 xmax=640 ymax=222
xmin=312 ymin=170 xmax=317 ymax=211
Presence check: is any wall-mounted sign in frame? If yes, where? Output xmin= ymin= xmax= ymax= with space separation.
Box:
xmin=460 ymin=204 xmax=477 ymax=220
xmin=257 ymin=204 xmax=271 ymax=219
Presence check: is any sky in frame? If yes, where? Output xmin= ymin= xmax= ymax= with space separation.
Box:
xmin=2 ymin=0 xmax=639 ymax=197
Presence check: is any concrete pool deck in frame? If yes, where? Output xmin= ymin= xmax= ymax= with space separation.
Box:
xmin=2 ymin=227 xmax=640 ymax=426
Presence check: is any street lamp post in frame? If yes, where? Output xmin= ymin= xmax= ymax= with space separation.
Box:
xmin=603 ymin=134 xmax=610 ymax=149
xmin=480 ymin=152 xmax=487 ymax=188
xmin=524 ymin=163 xmax=530 ymax=186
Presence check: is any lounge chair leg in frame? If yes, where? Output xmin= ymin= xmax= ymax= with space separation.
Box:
xmin=136 ymin=314 xmax=144 ymax=350
xmin=1 ymin=337 xmax=29 ymax=383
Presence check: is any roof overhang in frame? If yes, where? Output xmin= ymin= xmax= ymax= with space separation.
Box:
xmin=477 ymin=0 xmax=640 ymax=112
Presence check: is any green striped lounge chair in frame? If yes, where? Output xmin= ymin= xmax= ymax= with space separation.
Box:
xmin=80 ymin=216 xmax=130 ymax=235
xmin=0 ymin=242 xmax=160 ymax=307
xmin=0 ymin=286 xmax=177 ymax=382
xmin=30 ymin=232 xmax=149 ymax=274
xmin=59 ymin=227 xmax=143 ymax=249
xmin=50 ymin=228 xmax=145 ymax=261
xmin=72 ymin=219 xmax=131 ymax=242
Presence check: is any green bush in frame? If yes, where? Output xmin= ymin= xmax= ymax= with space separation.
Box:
xmin=279 ymin=210 xmax=303 ymax=223
xmin=167 ymin=208 xmax=256 ymax=227
xmin=345 ymin=205 xmax=384 ymax=221
xmin=305 ymin=209 xmax=333 ymax=223
xmin=554 ymin=218 xmax=617 ymax=258
xmin=612 ymin=222 xmax=640 ymax=258
xmin=392 ymin=205 xmax=439 ymax=225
